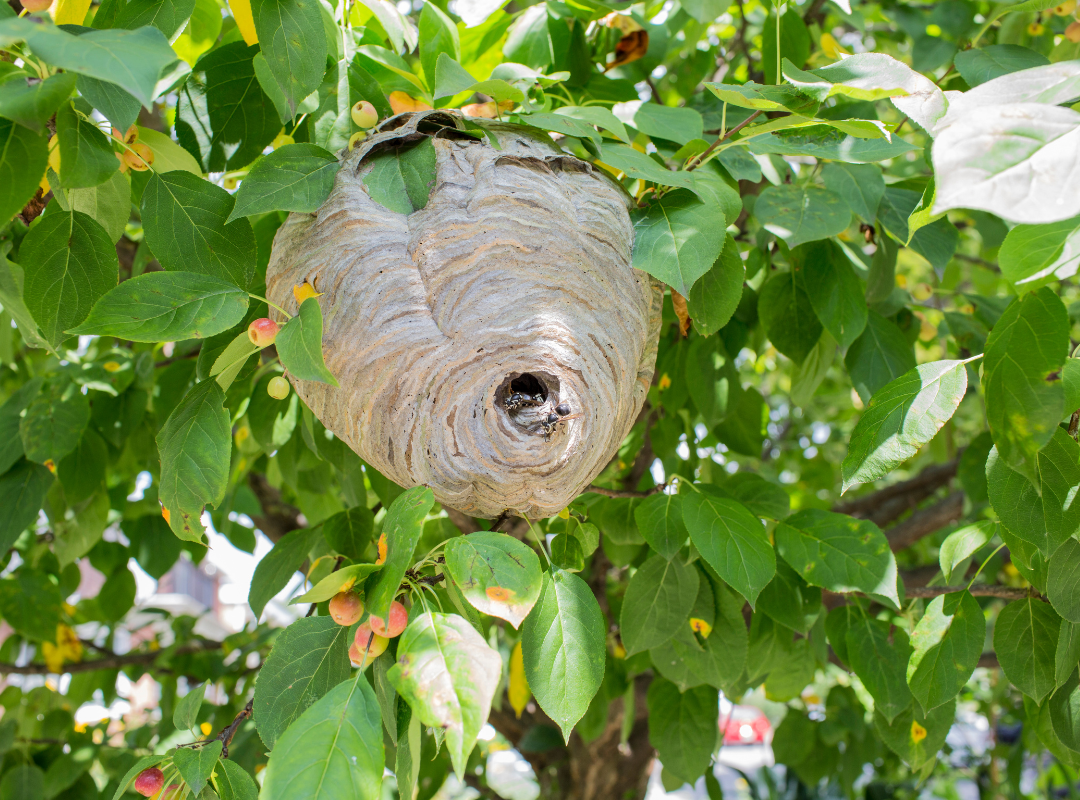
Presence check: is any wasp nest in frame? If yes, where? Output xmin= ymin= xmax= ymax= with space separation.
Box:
xmin=265 ymin=111 xmax=662 ymax=518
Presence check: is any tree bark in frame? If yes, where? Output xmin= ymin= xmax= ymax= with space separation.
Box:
xmin=487 ymin=674 xmax=655 ymax=800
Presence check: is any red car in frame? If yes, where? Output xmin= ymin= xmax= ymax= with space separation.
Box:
xmin=721 ymin=704 xmax=772 ymax=746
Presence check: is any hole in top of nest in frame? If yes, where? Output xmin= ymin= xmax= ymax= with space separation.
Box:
xmin=510 ymin=373 xmax=545 ymax=399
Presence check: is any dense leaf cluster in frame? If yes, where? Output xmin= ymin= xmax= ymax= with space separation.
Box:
xmin=1 ymin=0 xmax=1080 ymax=796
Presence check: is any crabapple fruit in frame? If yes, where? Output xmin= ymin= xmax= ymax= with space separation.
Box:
xmin=369 ymin=600 xmax=407 ymax=638
xmin=350 ymin=101 xmax=378 ymax=129
xmin=267 ymin=375 xmax=290 ymax=399
xmin=329 ymin=591 xmax=364 ymax=626
xmin=134 ymin=767 xmax=164 ymax=797
xmin=349 ymin=624 xmax=388 ymax=668
xmin=247 ymin=318 xmax=279 ymax=347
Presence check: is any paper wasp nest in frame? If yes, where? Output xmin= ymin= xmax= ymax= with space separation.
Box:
xmin=265 ymin=111 xmax=662 ymax=518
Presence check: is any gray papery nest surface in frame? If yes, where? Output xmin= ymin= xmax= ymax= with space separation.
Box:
xmin=266 ymin=111 xmax=662 ymax=518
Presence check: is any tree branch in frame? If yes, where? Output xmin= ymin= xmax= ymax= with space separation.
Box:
xmin=905 ymin=585 xmax=1041 ymax=601
xmin=247 ymin=472 xmax=304 ymax=543
xmin=885 ymin=492 xmax=964 ymax=551
xmin=686 ymin=110 xmax=762 ymax=171
xmin=835 ymin=458 xmax=959 ymax=528
xmin=0 ymin=641 xmax=222 ymax=676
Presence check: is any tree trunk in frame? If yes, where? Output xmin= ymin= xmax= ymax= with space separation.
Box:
xmin=488 ymin=674 xmax=655 ymax=800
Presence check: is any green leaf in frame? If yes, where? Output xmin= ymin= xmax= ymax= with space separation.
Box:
xmin=291 ymin=564 xmax=382 ymax=605
xmin=0 ymin=460 xmax=53 ymax=554
xmin=249 ymin=528 xmax=321 ymax=619
xmin=598 ymin=143 xmax=701 ymax=195
xmin=228 ymin=144 xmax=340 ymax=221
xmin=1049 ymin=538 xmax=1080 ymax=623
xmin=762 ymin=10 xmax=810 ymax=84
xmin=1058 ymin=621 xmax=1080 ymax=688
xmin=260 ymin=674 xmax=384 ymax=800
xmin=845 ymin=311 xmax=916 ymax=405
xmin=988 ymin=430 xmax=1080 ymax=560
xmin=249 ymin=0 xmax=327 ymax=118
xmin=14 ymin=22 xmax=177 ymax=107
xmin=705 ymin=81 xmax=817 ymax=114
xmin=620 ymin=553 xmax=699 ymax=655
xmin=633 ymin=104 xmax=704 ymax=146
xmin=999 ymin=215 xmax=1080 ymax=290
xmin=873 ymin=698 xmax=956 ymax=770
xmin=550 ymin=533 xmax=584 ymax=572
xmin=954 ymin=45 xmax=1049 ymax=87
xmin=757 ymin=270 xmax=822 ymax=366
xmin=55 ymin=103 xmax=117 ymax=189
xmin=651 ymin=573 xmax=747 ymax=693
xmin=0 ymin=569 xmax=61 ymax=641
xmin=276 ymin=297 xmax=339 ymax=386
xmin=69 ymin=272 xmax=249 ymax=341
xmin=43 ymin=747 xmax=94 ymax=798
xmin=420 ymin=7 xmax=460 ymax=92
xmin=173 ymin=680 xmax=207 ymax=731
xmin=53 ymin=488 xmax=109 ymax=567
xmin=253 ymin=615 xmax=354 ymax=750
xmin=775 ymin=509 xmax=899 ymax=606
xmin=646 ymin=680 xmax=719 ymax=785
xmin=983 ymin=287 xmax=1068 ymax=477
xmin=19 ymin=378 xmax=89 ymax=464
xmin=359 ymin=138 xmax=437 ymax=215
xmin=907 ymin=591 xmax=985 ymax=711
xmin=364 ymin=486 xmax=434 ymax=623
xmin=686 ymin=233 xmax=744 ymax=337
xmin=685 ymin=335 xmax=739 ymax=426
xmin=1050 ymin=669 xmax=1080 ymax=752
xmin=846 ymin=616 xmax=913 ymax=723
xmin=939 ymin=521 xmax=997 ymax=584
xmin=680 ymin=487 xmax=775 ymax=607
xmin=714 ymin=385 xmax=767 ymax=457
xmin=719 ymin=473 xmax=790 ymax=521
xmin=757 ymin=557 xmax=822 ymax=634
xmin=822 ymin=162 xmax=885 ymax=224
xmin=0 ymin=378 xmax=40 ymax=475
xmin=841 ymin=360 xmax=969 ymax=492
xmin=322 ymin=506 xmax=374 ymax=561
xmin=215 ymin=759 xmax=259 ymax=800
xmin=521 ymin=568 xmax=606 ymax=741
xmin=210 ymin=331 xmax=260 ymax=390
xmin=0 ymin=119 xmax=48 ymax=224
xmin=0 ymin=71 xmax=75 ymax=134
xmin=0 ymin=764 xmax=44 ymax=800
xmin=175 ymin=42 xmax=282 ymax=173
xmin=142 ymin=171 xmax=258 ymax=290
xmin=798 ymin=240 xmax=867 ymax=352
xmin=444 ymin=531 xmax=544 ymax=628
xmin=76 ymin=76 xmax=141 ymax=134
xmin=156 ymin=380 xmax=231 ymax=543
xmin=394 ymin=706 xmax=421 ymax=800
xmin=20 ymin=208 xmax=117 ymax=346
xmin=754 ymin=185 xmax=851 ymax=248
xmin=114 ymin=0 xmax=197 ymax=38
xmin=551 ymin=105 xmax=630 ymax=143
xmin=933 ymin=102 xmax=1080 ymax=225
xmin=387 ymin=610 xmax=502 ymax=778
xmin=994 ymin=598 xmax=1060 ymax=704
xmin=51 ymin=168 xmax=130 ymax=243
xmin=634 ymin=492 xmax=689 ymax=560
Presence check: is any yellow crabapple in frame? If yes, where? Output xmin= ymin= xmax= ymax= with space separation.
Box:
xmin=351 ymin=101 xmax=378 ymax=129
xmin=247 ymin=318 xmax=279 ymax=346
xmin=329 ymin=591 xmax=364 ymax=626
xmin=267 ymin=376 xmax=290 ymax=400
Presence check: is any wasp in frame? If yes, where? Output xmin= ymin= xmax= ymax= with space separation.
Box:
xmin=536 ymin=405 xmax=582 ymax=440
xmin=504 ymin=392 xmax=544 ymax=412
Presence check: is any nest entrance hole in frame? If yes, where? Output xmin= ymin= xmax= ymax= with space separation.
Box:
xmin=496 ymin=372 xmax=562 ymax=433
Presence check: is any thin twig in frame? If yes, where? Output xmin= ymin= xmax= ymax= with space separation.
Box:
xmin=0 ymin=641 xmax=221 ymax=676
xmin=586 ymin=483 xmax=667 ymax=499
xmin=953 ymin=252 xmax=1000 ymax=272
xmin=686 ymin=110 xmax=763 ymax=171
xmin=219 ymin=700 xmax=253 ymax=758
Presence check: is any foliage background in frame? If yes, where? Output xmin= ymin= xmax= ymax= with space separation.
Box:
xmin=1 ymin=0 xmax=1080 ymax=796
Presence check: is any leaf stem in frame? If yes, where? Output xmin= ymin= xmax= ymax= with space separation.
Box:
xmin=521 ymin=512 xmax=551 ymax=568
xmin=966 ymin=543 xmax=1005 ymax=591
xmin=248 ymin=293 xmax=292 ymax=320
